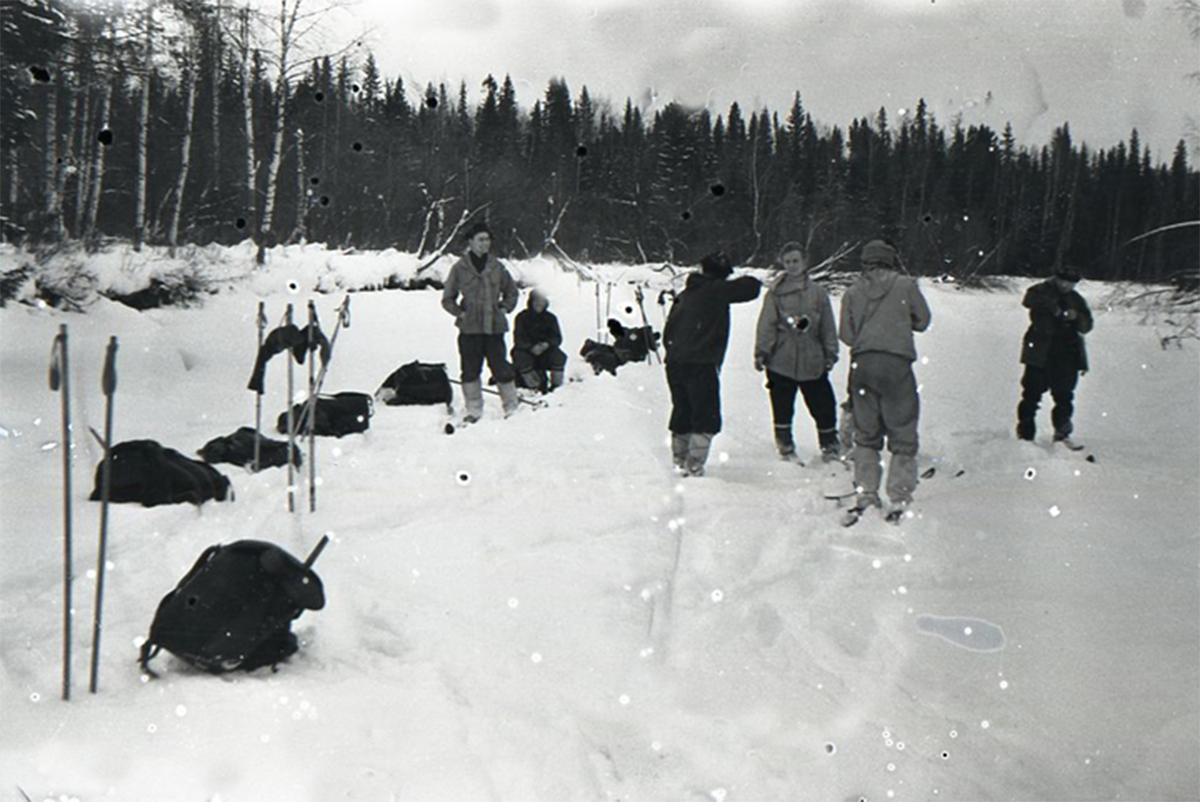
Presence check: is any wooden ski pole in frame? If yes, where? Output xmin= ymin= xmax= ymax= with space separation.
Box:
xmin=307 ymin=301 xmax=317 ymax=513
xmin=595 ymin=283 xmax=603 ymax=343
xmin=285 ymin=303 xmax=296 ymax=513
xmin=49 ymin=325 xmax=72 ymax=701
xmin=304 ymin=533 xmax=330 ymax=569
xmin=635 ymin=286 xmax=661 ymax=364
xmin=254 ymin=301 xmax=266 ymax=472
xmin=89 ymin=336 xmax=118 ymax=694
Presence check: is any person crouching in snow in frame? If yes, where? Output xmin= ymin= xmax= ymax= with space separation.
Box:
xmin=663 ymin=251 xmax=762 ymax=476
xmin=1015 ymin=265 xmax=1093 ymax=446
xmin=839 ymin=240 xmax=932 ymax=517
xmin=441 ymin=222 xmax=520 ymax=421
xmin=512 ymin=290 xmax=567 ymax=393
xmin=753 ymin=242 xmax=841 ymax=462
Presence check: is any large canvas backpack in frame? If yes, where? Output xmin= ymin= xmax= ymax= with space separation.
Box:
xmin=138 ymin=539 xmax=326 ymax=677
xmin=375 ymin=361 xmax=453 ymax=406
xmin=91 ymin=439 xmax=232 ymax=507
xmin=277 ymin=391 xmax=372 ymax=437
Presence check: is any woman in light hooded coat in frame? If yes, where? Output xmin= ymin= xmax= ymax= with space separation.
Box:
xmin=753 ymin=242 xmax=840 ymax=461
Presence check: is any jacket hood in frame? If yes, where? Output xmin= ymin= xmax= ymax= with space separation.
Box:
xmin=526 ymin=290 xmax=550 ymax=311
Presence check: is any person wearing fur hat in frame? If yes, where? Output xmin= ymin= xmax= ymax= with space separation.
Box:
xmin=1016 ymin=265 xmax=1093 ymax=445
xmin=839 ymin=239 xmax=932 ymax=519
xmin=662 ymin=251 xmax=762 ymax=476
xmin=754 ymin=242 xmax=841 ymax=462
xmin=512 ymin=290 xmax=567 ymax=393
xmin=441 ymin=222 xmax=521 ymax=421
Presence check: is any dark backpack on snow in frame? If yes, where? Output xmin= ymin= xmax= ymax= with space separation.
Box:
xmin=375 ymin=361 xmax=453 ymax=406
xmin=198 ymin=426 xmax=301 ymax=470
xmin=277 ymin=391 xmax=372 ymax=437
xmin=91 ymin=439 xmax=232 ymax=507
xmin=139 ymin=539 xmax=326 ymax=677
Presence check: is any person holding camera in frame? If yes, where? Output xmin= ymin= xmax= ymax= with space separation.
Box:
xmin=753 ymin=242 xmax=841 ymax=462
xmin=1016 ymin=265 xmax=1093 ymax=446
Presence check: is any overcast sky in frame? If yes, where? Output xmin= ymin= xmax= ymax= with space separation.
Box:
xmin=324 ymin=0 xmax=1198 ymax=160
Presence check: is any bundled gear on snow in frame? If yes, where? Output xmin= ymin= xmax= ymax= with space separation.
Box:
xmin=90 ymin=439 xmax=232 ymax=507
xmin=198 ymin=427 xmax=301 ymax=469
xmin=247 ymin=322 xmax=330 ymax=393
xmin=375 ymin=361 xmax=454 ymax=406
xmin=277 ymin=391 xmax=372 ymax=437
xmin=580 ymin=318 xmax=659 ymax=375
xmin=138 ymin=538 xmax=327 ymax=677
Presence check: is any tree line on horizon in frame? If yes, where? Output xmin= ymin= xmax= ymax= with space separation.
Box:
xmin=3 ymin=0 xmax=1198 ymax=284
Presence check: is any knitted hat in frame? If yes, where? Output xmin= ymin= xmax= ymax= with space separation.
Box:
xmin=1054 ymin=265 xmax=1082 ymax=282
xmin=465 ymin=221 xmax=492 ymax=241
xmin=860 ymin=240 xmax=898 ymax=268
xmin=700 ymin=251 xmax=733 ymax=278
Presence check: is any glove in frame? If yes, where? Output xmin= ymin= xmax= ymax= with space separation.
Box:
xmin=753 ymin=353 xmax=767 ymax=372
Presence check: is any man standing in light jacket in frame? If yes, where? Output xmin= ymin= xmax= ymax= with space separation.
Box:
xmin=839 ymin=240 xmax=932 ymax=520
xmin=441 ymin=222 xmax=521 ymax=421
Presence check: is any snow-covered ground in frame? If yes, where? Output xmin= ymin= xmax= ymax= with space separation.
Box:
xmin=1 ymin=244 xmax=1197 ymax=802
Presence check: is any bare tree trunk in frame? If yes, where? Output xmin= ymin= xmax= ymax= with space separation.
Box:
xmin=42 ymin=78 xmax=62 ymax=241
xmin=292 ymin=126 xmax=306 ymax=242
xmin=133 ymin=2 xmax=154 ymax=251
xmin=211 ymin=0 xmax=222 ymax=185
xmin=73 ymin=85 xmax=93 ymax=235
xmin=169 ymin=65 xmax=198 ymax=256
xmin=54 ymin=73 xmax=80 ymax=240
xmin=5 ymin=144 xmax=18 ymax=233
xmin=236 ymin=7 xmax=258 ymax=257
xmin=260 ymin=0 xmax=301 ymax=245
xmin=85 ymin=76 xmax=113 ymax=244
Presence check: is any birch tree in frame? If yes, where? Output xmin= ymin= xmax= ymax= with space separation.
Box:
xmin=132 ymin=0 xmax=155 ymax=250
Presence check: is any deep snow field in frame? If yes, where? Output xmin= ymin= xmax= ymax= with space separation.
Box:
xmin=1 ymin=243 xmax=1197 ymax=802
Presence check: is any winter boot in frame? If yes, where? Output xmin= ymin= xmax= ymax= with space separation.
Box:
xmin=671 ymin=433 xmax=690 ymax=471
xmin=519 ymin=370 xmax=543 ymax=392
xmin=773 ymin=425 xmax=796 ymax=460
xmin=461 ymin=380 xmax=485 ymax=423
xmin=838 ymin=401 xmax=856 ymax=455
xmin=497 ymin=380 xmax=521 ymax=418
xmin=549 ymin=369 xmax=565 ymax=392
xmin=1016 ymin=420 xmax=1035 ymax=442
xmin=686 ymin=433 xmax=714 ymax=477
xmin=818 ymin=427 xmax=841 ymax=462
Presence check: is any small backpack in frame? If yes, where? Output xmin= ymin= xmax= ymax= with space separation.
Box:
xmin=139 ymin=539 xmax=326 ymax=677
xmin=375 ymin=361 xmax=453 ymax=406
xmin=91 ymin=439 xmax=232 ymax=507
xmin=277 ymin=391 xmax=373 ymax=437
xmin=198 ymin=427 xmax=301 ymax=470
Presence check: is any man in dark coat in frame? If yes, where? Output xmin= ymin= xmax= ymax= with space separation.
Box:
xmin=512 ymin=290 xmax=567 ymax=392
xmin=1016 ymin=265 xmax=1094 ymax=444
xmin=663 ymin=252 xmax=761 ymax=476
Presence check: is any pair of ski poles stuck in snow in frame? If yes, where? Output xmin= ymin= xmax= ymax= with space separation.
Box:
xmin=254 ymin=296 xmax=352 ymax=514
xmin=49 ymin=325 xmax=117 ymax=700
xmin=47 ymin=297 xmax=350 ymax=698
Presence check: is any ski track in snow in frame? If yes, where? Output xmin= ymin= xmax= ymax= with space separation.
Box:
xmin=1 ymin=244 xmax=1198 ymax=801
